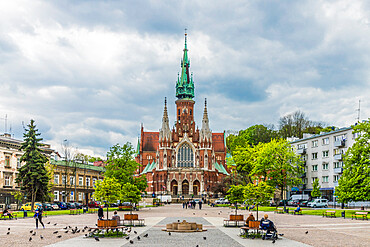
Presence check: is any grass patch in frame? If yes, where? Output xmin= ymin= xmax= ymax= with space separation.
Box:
xmin=88 ymin=230 xmax=127 ymax=238
xmin=11 ymin=207 xmax=119 ymax=218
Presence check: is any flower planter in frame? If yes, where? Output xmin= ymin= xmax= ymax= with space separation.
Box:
xmin=97 ymin=219 xmax=117 ymax=227
xmin=229 ymin=214 xmax=244 ymax=221
xmin=124 ymin=214 xmax=138 ymax=220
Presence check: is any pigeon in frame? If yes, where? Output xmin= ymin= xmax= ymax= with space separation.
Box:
xmin=168 ymin=232 xmax=171 ymax=236
xmin=177 ymin=220 xmax=180 ymax=222
xmin=57 ymin=235 xmax=62 ymax=238
xmin=76 ymin=229 xmax=80 ymax=233
xmin=65 ymin=230 xmax=69 ymax=233
xmin=7 ymin=232 xmax=10 ymax=235
xmin=40 ymin=235 xmax=44 ymax=240
xmin=63 ymin=227 xmax=68 ymax=229
xmin=137 ymin=236 xmax=141 ymax=240
xmin=193 ymin=213 xmax=195 ymax=215
xmin=94 ymin=237 xmax=100 ymax=241
xmin=32 ymin=232 xmax=36 ymax=236
xmin=53 ymin=223 xmax=57 ymax=226
xmin=47 ymin=222 xmax=50 ymax=224
xmin=29 ymin=237 xmax=32 ymax=241
xmin=125 ymin=236 xmax=130 ymax=240
xmin=134 ymin=231 xmax=137 ymax=234
xmin=82 ymin=229 xmax=85 ymax=232
xmin=53 ymin=231 xmax=58 ymax=234
xmin=8 ymin=228 xmax=10 ymax=231
xmin=272 ymin=239 xmax=276 ymax=244
xmin=203 ymin=237 xmax=207 ymax=240
xmin=305 ymin=231 xmax=308 ymax=234
xmin=251 ymin=236 xmax=256 ymax=239
xmin=30 ymin=230 xmax=33 ymax=234
xmin=130 ymin=240 xmax=134 ymax=244
xmin=85 ymin=234 xmax=88 ymax=237
xmin=143 ymin=233 xmax=148 ymax=238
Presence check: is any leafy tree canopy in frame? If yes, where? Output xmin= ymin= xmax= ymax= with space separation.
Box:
xmin=311 ymin=178 xmax=321 ymax=198
xmin=335 ymin=119 xmax=370 ymax=203
xmin=121 ymin=183 xmax=141 ymax=214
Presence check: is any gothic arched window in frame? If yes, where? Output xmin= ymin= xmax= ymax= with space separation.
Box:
xmin=177 ymin=143 xmax=194 ymax=168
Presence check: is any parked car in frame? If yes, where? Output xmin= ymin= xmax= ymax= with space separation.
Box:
xmin=56 ymin=201 xmax=68 ymax=210
xmin=50 ymin=203 xmax=60 ymax=210
xmin=20 ymin=202 xmax=42 ymax=211
xmin=298 ymin=200 xmax=309 ymax=207
xmin=88 ymin=201 xmax=101 ymax=208
xmin=214 ymin=198 xmax=229 ymax=204
xmin=75 ymin=202 xmax=83 ymax=209
xmin=67 ymin=202 xmax=76 ymax=209
xmin=308 ymin=199 xmax=328 ymax=208
xmin=42 ymin=203 xmax=53 ymax=211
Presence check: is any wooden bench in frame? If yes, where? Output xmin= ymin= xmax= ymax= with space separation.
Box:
xmin=223 ymin=219 xmax=245 ymax=227
xmin=289 ymin=209 xmax=303 ymax=215
xmin=323 ymin=210 xmax=336 ymax=218
xmin=351 ymin=212 xmax=368 ymax=220
xmin=274 ymin=208 xmax=284 ymax=214
xmin=240 ymin=221 xmax=260 ymax=235
xmin=0 ymin=212 xmax=17 ymax=220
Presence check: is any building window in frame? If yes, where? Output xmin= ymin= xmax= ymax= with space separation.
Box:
xmin=334 ymin=149 xmax=344 ymax=155
xmin=334 ymin=162 xmax=343 ymax=168
xmin=54 ymin=174 xmax=59 ymax=185
xmin=312 ymin=153 xmax=318 ymax=160
xmin=4 ymin=174 xmax=11 ymax=186
xmin=322 ymin=150 xmax=329 ymax=158
xmin=311 ymin=177 xmax=317 ymax=183
xmin=17 ymin=158 xmax=21 ymax=168
xmin=93 ymin=178 xmax=97 ymax=187
xmin=334 ymin=134 xmax=346 ymax=141
xmin=86 ymin=177 xmax=90 ymax=187
xmin=79 ymin=177 xmax=83 ymax=186
xmin=322 ymin=137 xmax=329 ymax=145
xmin=298 ymin=143 xmax=307 ymax=149
xmin=312 ymin=140 xmax=318 ymax=147
xmin=312 ymin=165 xmax=318 ymax=171
xmin=5 ymin=156 xmax=10 ymax=167
xmin=54 ymin=191 xmax=59 ymax=201
xmin=62 ymin=175 xmax=66 ymax=185
xmin=78 ymin=192 xmax=82 ymax=201
xmin=70 ymin=193 xmax=74 ymax=201
xmin=322 ymin=163 xmax=329 ymax=170
xmin=322 ymin=176 xmax=329 ymax=183
xmin=353 ymin=132 xmax=360 ymax=139
xmin=334 ymin=175 xmax=340 ymax=182
xmin=70 ymin=176 xmax=75 ymax=185
xmin=177 ymin=143 xmax=194 ymax=167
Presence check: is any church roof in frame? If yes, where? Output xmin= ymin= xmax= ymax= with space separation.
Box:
xmin=212 ymin=133 xmax=226 ymax=152
xmin=214 ymin=161 xmax=229 ymax=175
xmin=141 ymin=160 xmax=156 ymax=174
xmin=176 ymin=31 xmax=194 ymax=99
xmin=142 ymin=131 xmax=159 ymax=151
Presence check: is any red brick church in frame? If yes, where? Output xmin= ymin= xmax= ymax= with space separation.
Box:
xmin=135 ymin=32 xmax=229 ymax=197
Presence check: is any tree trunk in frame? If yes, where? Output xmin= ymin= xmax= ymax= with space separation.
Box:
xmin=256 ymin=204 xmax=259 ymax=221
xmin=106 ymin=206 xmax=109 ymax=219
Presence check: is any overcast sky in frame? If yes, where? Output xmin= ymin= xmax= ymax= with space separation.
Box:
xmin=1 ymin=0 xmax=369 ymax=157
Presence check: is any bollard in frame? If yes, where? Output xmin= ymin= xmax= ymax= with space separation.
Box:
xmin=23 ymin=211 xmax=28 ymax=218
xmin=341 ymin=211 xmax=345 ymax=218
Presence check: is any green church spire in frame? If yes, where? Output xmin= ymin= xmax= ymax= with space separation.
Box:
xmin=176 ymin=30 xmax=194 ymax=99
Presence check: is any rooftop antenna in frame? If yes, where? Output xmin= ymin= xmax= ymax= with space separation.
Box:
xmin=0 ymin=114 xmax=7 ymax=133
xmin=356 ymin=100 xmax=361 ymax=123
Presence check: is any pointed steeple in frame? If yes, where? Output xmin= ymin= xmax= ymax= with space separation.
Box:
xmin=176 ymin=29 xmax=194 ymax=100
xmin=200 ymin=98 xmax=212 ymax=143
xmin=159 ymin=97 xmax=171 ymax=143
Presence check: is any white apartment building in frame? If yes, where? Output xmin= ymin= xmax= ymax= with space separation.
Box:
xmin=289 ymin=127 xmax=357 ymax=201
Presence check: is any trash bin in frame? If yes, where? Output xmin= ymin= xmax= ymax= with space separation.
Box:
xmin=23 ymin=211 xmax=28 ymax=218
xmin=361 ymin=206 xmax=364 ymax=210
xmin=286 ymin=209 xmax=289 ymax=214
xmin=341 ymin=211 xmax=345 ymax=218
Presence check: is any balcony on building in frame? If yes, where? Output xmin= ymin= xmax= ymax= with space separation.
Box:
xmin=297 ymin=148 xmax=306 ymax=155
xmin=334 ymin=154 xmax=343 ymax=160
xmin=334 ymin=140 xmax=345 ymax=147
xmin=333 ymin=167 xmax=343 ymax=174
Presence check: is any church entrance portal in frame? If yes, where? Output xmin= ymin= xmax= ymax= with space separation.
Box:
xmin=182 ymin=180 xmax=189 ymax=195
xmin=193 ymin=180 xmax=200 ymax=195
xmin=171 ymin=180 xmax=178 ymax=195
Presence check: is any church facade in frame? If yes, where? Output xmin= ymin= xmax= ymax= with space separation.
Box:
xmin=135 ymin=33 xmax=229 ymax=197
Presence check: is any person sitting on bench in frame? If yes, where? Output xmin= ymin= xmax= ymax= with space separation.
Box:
xmin=2 ymin=208 xmax=13 ymax=219
xmin=260 ymin=214 xmax=277 ymax=232
xmin=112 ymin=211 xmax=120 ymax=223
xmin=245 ymin=212 xmax=255 ymax=226
xmin=294 ymin=205 xmax=301 ymax=213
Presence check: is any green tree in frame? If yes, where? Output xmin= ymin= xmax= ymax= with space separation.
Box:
xmin=335 ymin=120 xmax=370 ymax=203
xmin=94 ymin=177 xmax=122 ymax=218
xmin=311 ymin=178 xmax=321 ymax=198
xmin=232 ymin=145 xmax=259 ymax=185
xmin=121 ymin=183 xmax=141 ymax=215
xmin=16 ymin=120 xmax=49 ymax=212
xmin=105 ymin=143 xmax=147 ymax=192
xmin=11 ymin=191 xmax=24 ymax=210
xmin=252 ymin=139 xmax=302 ymax=206
xmin=243 ymin=181 xmax=274 ymax=220
xmin=226 ymin=185 xmax=245 ymax=216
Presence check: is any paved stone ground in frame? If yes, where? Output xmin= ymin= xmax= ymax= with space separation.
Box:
xmin=0 ymin=204 xmax=369 ymax=246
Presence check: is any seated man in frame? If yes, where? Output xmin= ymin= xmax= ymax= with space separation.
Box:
xmin=2 ymin=208 xmax=13 ymax=219
xmin=294 ymin=205 xmax=301 ymax=214
xmin=260 ymin=214 xmax=277 ymax=235
xmin=112 ymin=211 xmax=120 ymax=223
xmin=245 ymin=212 xmax=255 ymax=227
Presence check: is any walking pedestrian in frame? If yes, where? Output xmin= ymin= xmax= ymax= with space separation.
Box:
xmin=185 ymin=201 xmax=188 ymax=209
xmin=33 ymin=209 xmax=45 ymax=229
xmin=199 ymin=200 xmax=202 ymax=210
